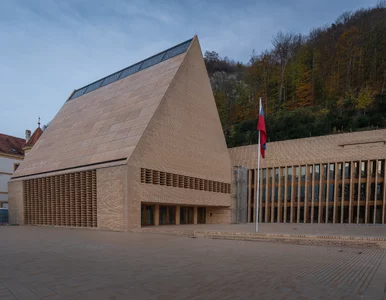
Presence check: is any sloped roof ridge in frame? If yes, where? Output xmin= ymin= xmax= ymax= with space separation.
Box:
xmin=68 ymin=38 xmax=193 ymax=102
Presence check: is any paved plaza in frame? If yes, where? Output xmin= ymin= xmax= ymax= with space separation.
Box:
xmin=0 ymin=226 xmax=385 ymax=300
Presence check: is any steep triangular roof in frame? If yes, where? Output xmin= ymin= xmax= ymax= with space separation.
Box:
xmin=128 ymin=37 xmax=232 ymax=182
xmin=13 ymin=38 xmax=192 ymax=178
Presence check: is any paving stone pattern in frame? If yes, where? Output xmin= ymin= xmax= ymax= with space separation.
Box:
xmin=0 ymin=226 xmax=385 ymax=299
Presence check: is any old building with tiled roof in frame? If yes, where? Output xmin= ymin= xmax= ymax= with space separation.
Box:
xmin=0 ymin=133 xmax=25 ymax=209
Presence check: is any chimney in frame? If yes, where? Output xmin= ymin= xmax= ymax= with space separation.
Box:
xmin=25 ymin=130 xmax=31 ymax=143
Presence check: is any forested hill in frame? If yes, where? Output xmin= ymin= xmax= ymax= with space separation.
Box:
xmin=206 ymin=2 xmax=386 ymax=148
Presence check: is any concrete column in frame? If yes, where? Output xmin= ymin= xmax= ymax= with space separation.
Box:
xmin=383 ymin=163 xmax=386 ymax=224
xmin=247 ymin=170 xmax=252 ymax=223
xmin=291 ymin=167 xmax=295 ymax=223
xmin=304 ymin=165 xmax=308 ymax=223
xmin=311 ymin=164 xmax=315 ymax=223
xmin=265 ymin=168 xmax=271 ymax=223
xmin=278 ymin=168 xmax=282 ymax=223
xmin=349 ymin=161 xmax=354 ymax=223
xmin=374 ymin=160 xmax=378 ymax=224
xmin=318 ymin=165 xmax=323 ymax=223
xmin=154 ymin=204 xmax=160 ymax=226
xmin=253 ymin=168 xmax=257 ymax=223
xmin=333 ymin=163 xmax=338 ymax=223
xmin=259 ymin=169 xmax=263 ymax=223
xmin=357 ymin=161 xmax=362 ymax=224
xmin=297 ymin=166 xmax=301 ymax=223
xmin=325 ymin=164 xmax=330 ymax=223
xmin=176 ymin=205 xmax=180 ymax=225
xmin=284 ymin=167 xmax=288 ymax=223
xmin=341 ymin=163 xmax=345 ymax=224
xmin=193 ymin=206 xmax=198 ymax=224
xmin=365 ymin=160 xmax=370 ymax=224
xmin=271 ymin=168 xmax=275 ymax=223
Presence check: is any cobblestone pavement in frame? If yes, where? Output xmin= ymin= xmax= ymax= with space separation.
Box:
xmin=0 ymin=226 xmax=385 ymax=300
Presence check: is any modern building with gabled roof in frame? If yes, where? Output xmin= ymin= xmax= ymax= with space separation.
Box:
xmin=8 ymin=36 xmax=233 ymax=231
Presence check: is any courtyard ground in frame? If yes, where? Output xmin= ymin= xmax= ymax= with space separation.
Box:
xmin=0 ymin=226 xmax=385 ymax=299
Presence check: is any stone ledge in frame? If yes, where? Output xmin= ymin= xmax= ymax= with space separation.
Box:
xmin=133 ymin=228 xmax=386 ymax=249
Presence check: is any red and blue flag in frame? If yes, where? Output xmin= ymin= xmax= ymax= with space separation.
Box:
xmin=257 ymin=105 xmax=267 ymax=158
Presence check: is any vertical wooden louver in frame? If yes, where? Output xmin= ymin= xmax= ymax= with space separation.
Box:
xmin=23 ymin=170 xmax=97 ymax=228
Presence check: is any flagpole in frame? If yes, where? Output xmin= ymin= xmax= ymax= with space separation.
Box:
xmin=256 ymin=98 xmax=261 ymax=233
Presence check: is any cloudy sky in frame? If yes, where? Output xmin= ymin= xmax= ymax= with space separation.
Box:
xmin=0 ymin=0 xmax=378 ymax=138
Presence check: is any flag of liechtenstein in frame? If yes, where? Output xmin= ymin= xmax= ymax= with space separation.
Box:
xmin=257 ymin=105 xmax=267 ymax=158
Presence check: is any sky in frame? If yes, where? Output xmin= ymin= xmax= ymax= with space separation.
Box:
xmin=0 ymin=0 xmax=378 ymax=138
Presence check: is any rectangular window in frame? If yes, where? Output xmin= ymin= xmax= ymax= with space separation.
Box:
xmin=360 ymin=183 xmax=366 ymax=201
xmin=274 ymin=187 xmax=278 ymax=202
xmin=345 ymin=162 xmax=351 ymax=179
xmin=329 ymin=183 xmax=334 ymax=202
xmin=322 ymin=184 xmax=327 ymax=202
xmin=309 ymin=165 xmax=313 ymax=181
xmin=329 ymin=163 xmax=335 ymax=180
xmin=353 ymin=162 xmax=359 ymax=178
xmin=301 ymin=165 xmax=306 ymax=182
xmin=378 ymin=160 xmax=385 ymax=177
xmin=370 ymin=160 xmax=377 ymax=177
xmin=337 ymin=163 xmax=343 ymax=179
xmin=323 ymin=164 xmax=328 ymax=180
xmin=354 ymin=184 xmax=359 ymax=199
xmin=281 ymin=167 xmax=285 ymax=184
xmin=344 ymin=184 xmax=350 ymax=201
xmin=295 ymin=166 xmax=299 ymax=182
xmin=300 ymin=186 xmax=305 ymax=202
xmin=315 ymin=164 xmax=320 ymax=180
xmin=287 ymin=167 xmax=293 ymax=182
xmin=263 ymin=169 xmax=267 ymax=185
xmin=377 ymin=183 xmax=383 ymax=200
xmin=370 ymin=183 xmax=375 ymax=200
xmin=361 ymin=161 xmax=367 ymax=177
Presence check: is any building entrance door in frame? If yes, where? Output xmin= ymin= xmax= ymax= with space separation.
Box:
xmin=197 ymin=207 xmax=206 ymax=224
xmin=159 ymin=205 xmax=176 ymax=225
xmin=180 ymin=207 xmax=194 ymax=224
xmin=141 ymin=204 xmax=154 ymax=226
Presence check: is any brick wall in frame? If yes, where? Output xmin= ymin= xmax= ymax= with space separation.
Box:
xmin=126 ymin=37 xmax=233 ymax=228
xmin=8 ymin=180 xmax=23 ymax=224
xmin=97 ymin=165 xmax=127 ymax=231
xmin=206 ymin=207 xmax=231 ymax=224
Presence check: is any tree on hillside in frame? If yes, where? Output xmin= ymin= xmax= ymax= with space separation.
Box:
xmin=272 ymin=31 xmax=302 ymax=109
xmin=205 ymin=3 xmax=386 ymax=147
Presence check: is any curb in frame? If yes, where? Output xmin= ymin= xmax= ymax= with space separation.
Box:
xmin=133 ymin=229 xmax=386 ymax=249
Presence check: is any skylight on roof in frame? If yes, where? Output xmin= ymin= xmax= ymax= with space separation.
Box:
xmin=68 ymin=38 xmax=192 ymax=102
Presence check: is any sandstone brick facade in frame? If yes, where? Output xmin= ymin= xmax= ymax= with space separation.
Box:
xmin=8 ymin=36 xmax=232 ymax=231
xmin=7 ymin=180 xmax=23 ymax=225
xmin=229 ymin=129 xmax=386 ymax=225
